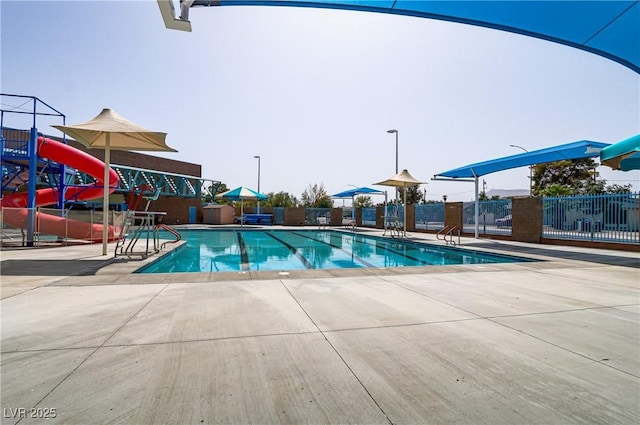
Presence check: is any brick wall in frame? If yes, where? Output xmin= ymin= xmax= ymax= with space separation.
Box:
xmin=62 ymin=135 xmax=202 ymax=224
xmin=445 ymin=202 xmax=463 ymax=229
xmin=149 ymin=196 xmax=202 ymax=225
xmin=3 ymin=131 xmax=201 ymax=177
xmin=66 ymin=139 xmax=201 ymax=177
xmin=355 ymin=208 xmax=363 ymax=226
xmin=375 ymin=206 xmax=385 ymax=229
xmin=406 ymin=204 xmax=415 ymax=231
xmin=331 ymin=208 xmax=343 ymax=226
xmin=511 ymin=197 xmax=542 ymax=243
xmin=284 ymin=208 xmax=306 ymax=226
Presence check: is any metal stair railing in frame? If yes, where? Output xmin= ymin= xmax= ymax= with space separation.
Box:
xmin=114 ymin=211 xmax=167 ymax=259
xmin=436 ymin=225 xmax=460 ymax=245
xmin=155 ymin=223 xmax=181 ymax=249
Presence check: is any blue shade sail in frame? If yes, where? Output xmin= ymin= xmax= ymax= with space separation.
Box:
xmin=332 ymin=186 xmax=385 ymax=198
xmin=190 ymin=0 xmax=640 ymax=73
xmin=434 ymin=140 xmax=611 ymax=179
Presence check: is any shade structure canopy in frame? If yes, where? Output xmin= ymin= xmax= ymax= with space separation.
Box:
xmin=434 ymin=141 xmax=610 ymax=179
xmin=52 ymin=108 xmax=176 ymax=152
xmin=374 ymin=169 xmax=426 ymax=188
xmin=215 ymin=186 xmax=268 ymax=227
xmin=433 ymin=140 xmax=611 ymax=240
xmin=600 ymin=134 xmax=640 ymax=171
xmin=374 ymin=169 xmax=426 ymax=237
xmin=215 ymin=186 xmax=268 ymax=201
xmin=332 ymin=186 xmax=385 ymax=198
xmin=332 ymin=186 xmax=385 ymax=229
xmin=178 ymin=1 xmax=640 ymax=74
xmin=52 ymin=108 xmax=176 ymax=255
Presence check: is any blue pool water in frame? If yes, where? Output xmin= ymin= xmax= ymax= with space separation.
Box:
xmin=137 ymin=229 xmax=534 ymax=274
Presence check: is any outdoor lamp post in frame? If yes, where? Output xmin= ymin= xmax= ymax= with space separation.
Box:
xmin=387 ymin=129 xmax=398 ymax=202
xmin=509 ymin=144 xmax=532 ymax=196
xmin=253 ymin=155 xmax=261 ymax=213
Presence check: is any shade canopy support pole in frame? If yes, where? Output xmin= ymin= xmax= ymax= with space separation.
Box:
xmin=474 ymin=176 xmax=479 ymax=239
xmin=102 ymin=133 xmax=110 ymax=255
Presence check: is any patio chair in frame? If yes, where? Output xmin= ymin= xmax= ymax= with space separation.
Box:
xmin=342 ymin=217 xmax=356 ymax=230
xmin=383 ymin=213 xmax=402 ymax=237
xmin=317 ymin=214 xmax=329 ymax=228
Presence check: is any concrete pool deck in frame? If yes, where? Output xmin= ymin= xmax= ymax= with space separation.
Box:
xmin=1 ymin=228 xmax=638 ymax=424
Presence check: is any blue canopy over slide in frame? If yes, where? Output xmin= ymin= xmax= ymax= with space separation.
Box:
xmin=169 ymin=0 xmax=640 ymax=73
xmin=434 ymin=140 xmax=610 ymax=179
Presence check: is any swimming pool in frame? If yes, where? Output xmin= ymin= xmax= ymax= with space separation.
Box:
xmin=137 ymin=229 xmax=534 ymax=274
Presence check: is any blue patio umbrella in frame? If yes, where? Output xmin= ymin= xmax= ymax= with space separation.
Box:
xmin=600 ymin=134 xmax=640 ymax=171
xmin=215 ymin=186 xmax=267 ymax=226
xmin=332 ymin=186 xmax=385 ymax=226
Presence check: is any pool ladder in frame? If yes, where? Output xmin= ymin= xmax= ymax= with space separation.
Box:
xmin=115 ymin=211 xmax=178 ymax=259
xmin=437 ymin=225 xmax=460 ymax=245
xmin=156 ymin=223 xmax=181 ymax=249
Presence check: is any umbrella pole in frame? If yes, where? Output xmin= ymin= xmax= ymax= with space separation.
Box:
xmin=403 ymin=187 xmax=407 ymax=237
xmin=102 ymin=134 xmax=110 ymax=255
xmin=383 ymin=191 xmax=388 ymax=235
xmin=240 ymin=200 xmax=244 ymax=227
xmin=396 ymin=196 xmax=399 ymax=228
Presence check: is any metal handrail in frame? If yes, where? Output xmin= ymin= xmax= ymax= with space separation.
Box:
xmin=156 ymin=223 xmax=181 ymax=249
xmin=436 ymin=225 xmax=460 ymax=245
xmin=115 ymin=211 xmax=167 ymax=259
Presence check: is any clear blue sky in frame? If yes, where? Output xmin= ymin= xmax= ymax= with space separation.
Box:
xmin=2 ymin=1 xmax=638 ymax=202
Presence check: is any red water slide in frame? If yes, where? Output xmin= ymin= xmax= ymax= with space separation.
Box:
xmin=1 ymin=137 xmax=121 ymax=241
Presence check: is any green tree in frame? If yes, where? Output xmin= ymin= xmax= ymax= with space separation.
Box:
xmin=398 ymin=186 xmax=424 ymax=205
xmin=604 ymin=183 xmax=632 ymax=194
xmin=532 ymin=158 xmax=631 ymax=195
xmin=541 ymin=183 xmax=573 ymax=197
xmin=267 ymin=191 xmax=298 ymax=207
xmin=200 ymin=182 xmax=223 ymax=203
xmin=532 ymin=159 xmax=597 ymax=195
xmin=207 ymin=182 xmax=228 ymax=204
xmin=300 ymin=183 xmax=332 ymax=207
xmin=354 ymin=195 xmax=373 ymax=208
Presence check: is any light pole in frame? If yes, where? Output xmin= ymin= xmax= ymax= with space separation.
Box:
xmin=509 ymin=144 xmax=532 ymax=196
xmin=387 ymin=129 xmax=398 ymax=203
xmin=253 ymin=155 xmax=261 ymax=213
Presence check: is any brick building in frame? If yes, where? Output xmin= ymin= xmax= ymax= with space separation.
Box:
xmin=64 ymin=139 xmax=206 ymax=224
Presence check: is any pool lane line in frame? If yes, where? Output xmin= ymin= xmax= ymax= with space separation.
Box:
xmin=380 ymin=239 xmax=503 ymax=266
xmin=319 ymin=230 xmax=435 ymax=266
xmin=380 ymin=240 xmax=432 ymax=265
xmin=291 ymin=231 xmax=377 ymax=268
xmin=265 ymin=232 xmax=314 ymax=269
xmin=378 ymin=238 xmax=463 ymax=266
xmin=236 ymin=231 xmax=250 ymax=272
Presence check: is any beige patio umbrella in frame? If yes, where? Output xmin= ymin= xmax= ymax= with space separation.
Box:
xmin=374 ymin=169 xmax=426 ymax=237
xmin=52 ymin=108 xmax=177 ymax=255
